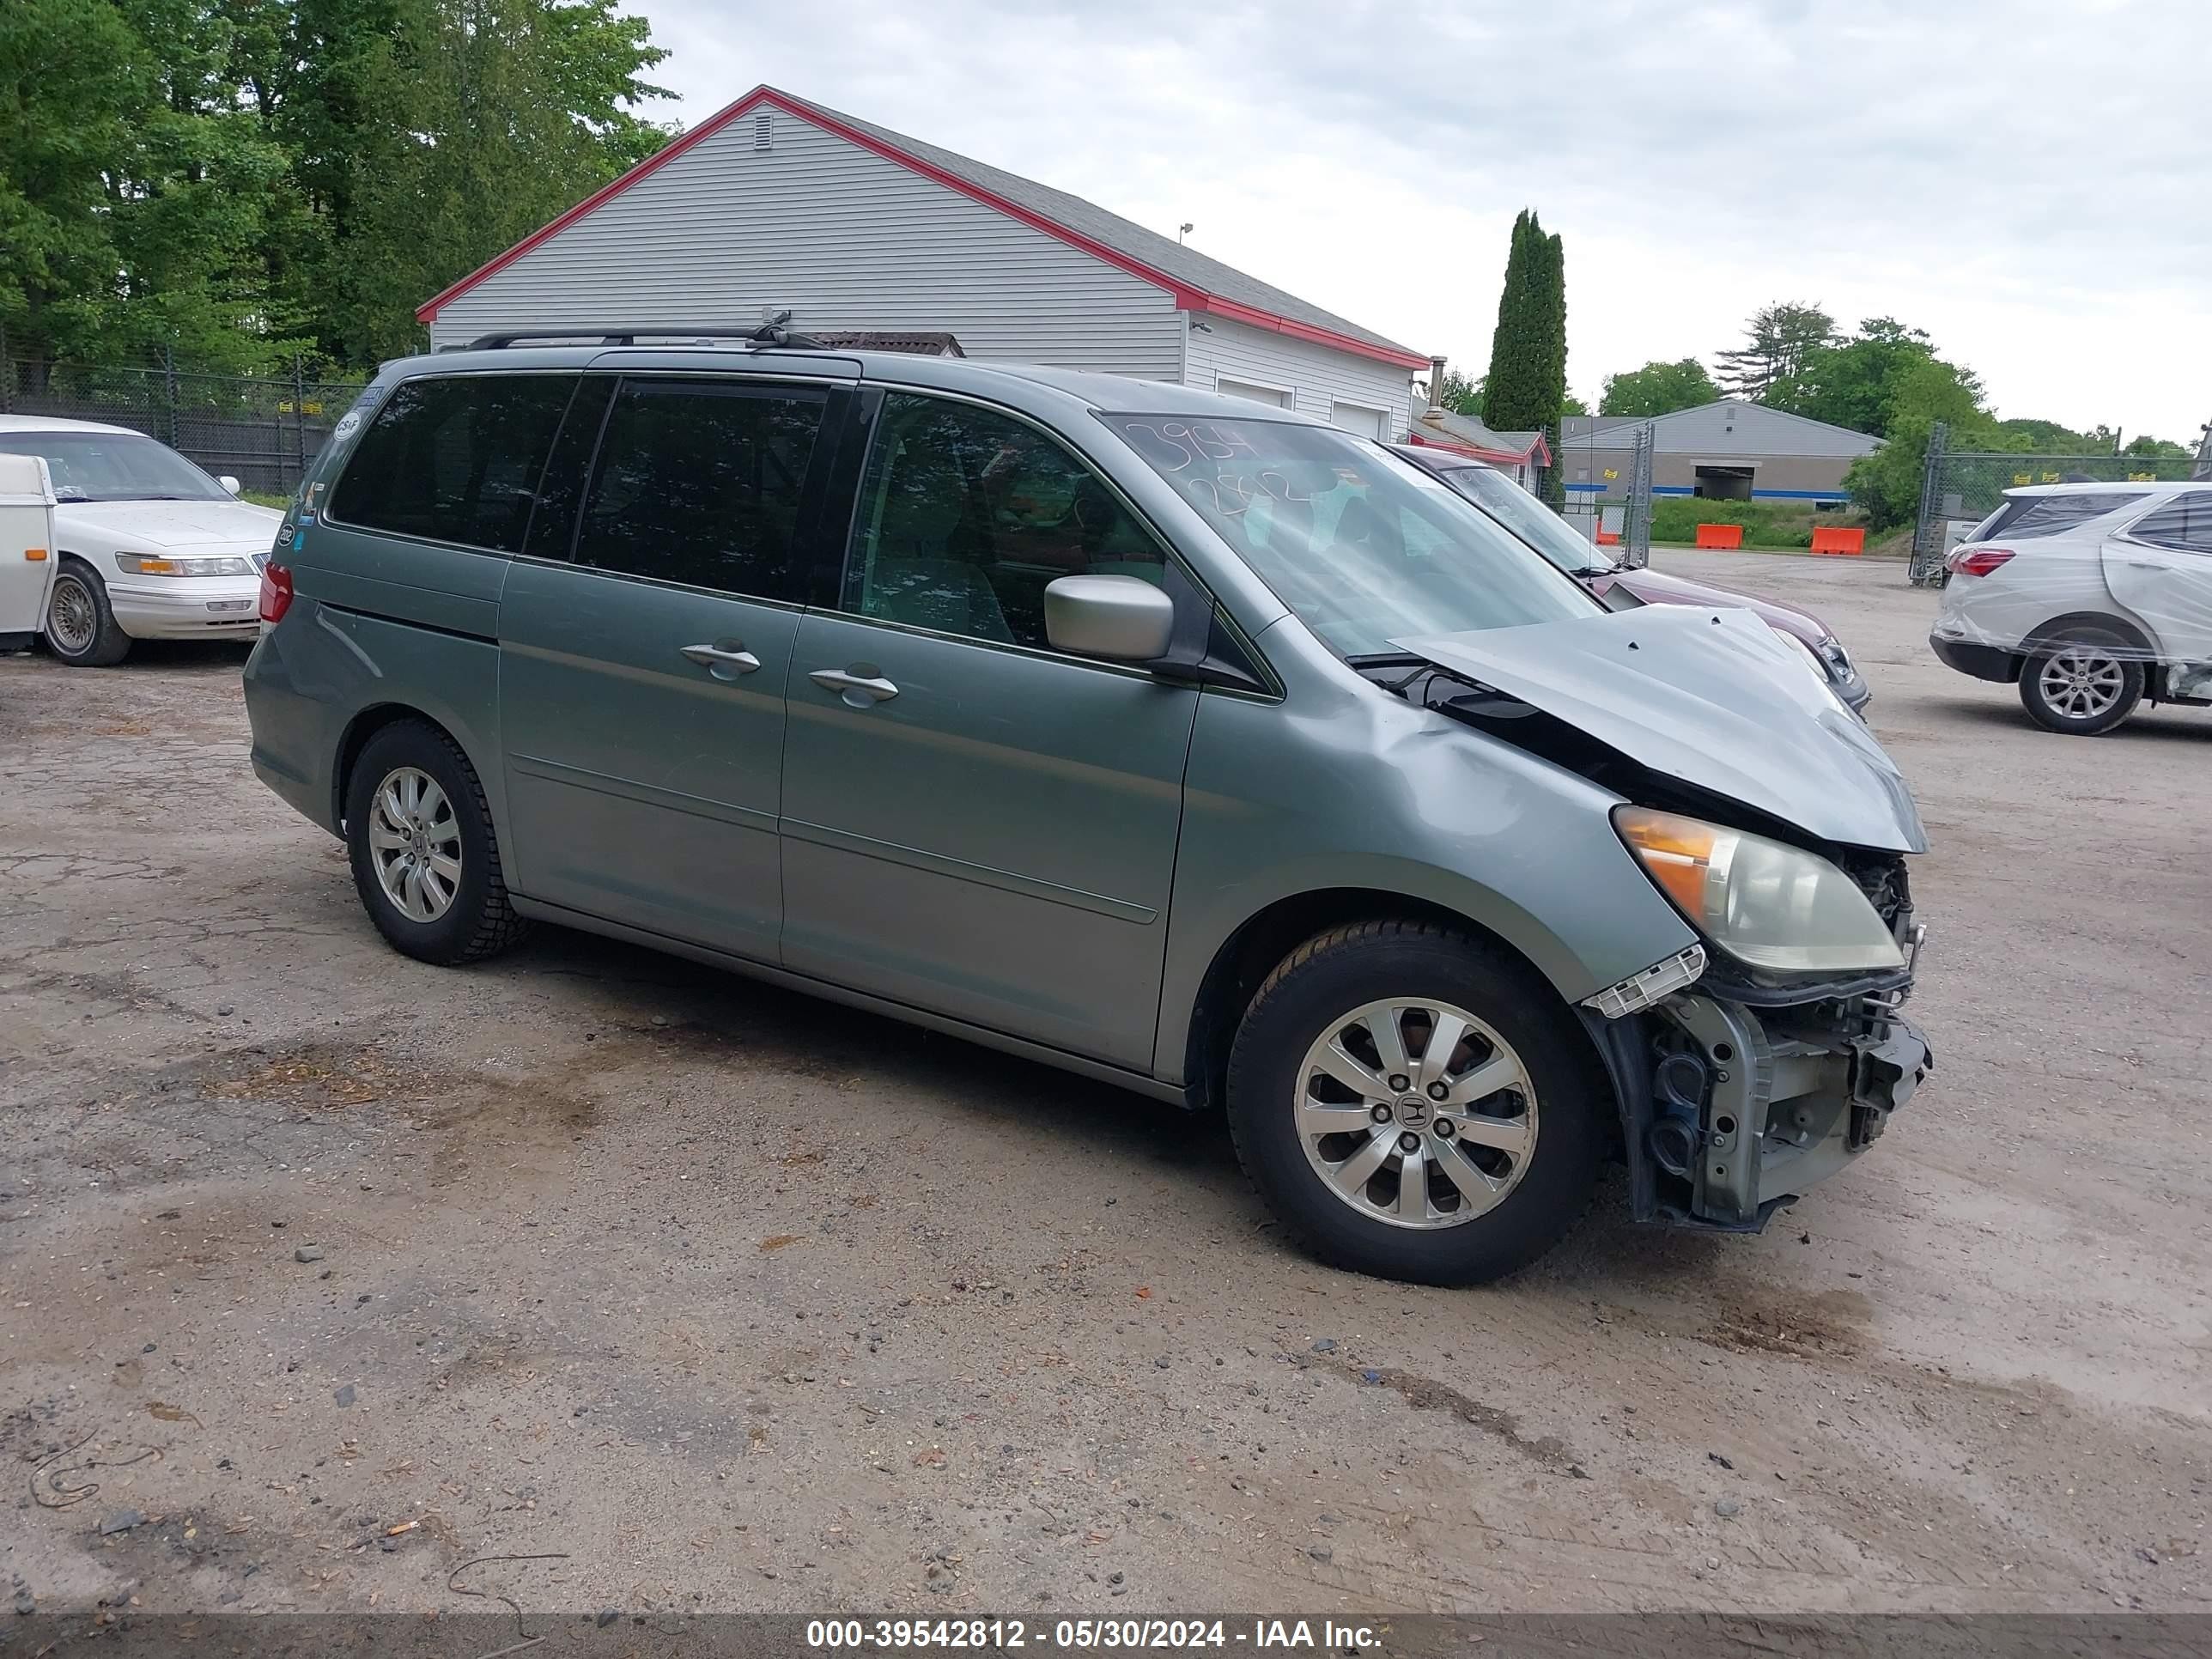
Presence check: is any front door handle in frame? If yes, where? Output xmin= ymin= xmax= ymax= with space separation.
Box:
xmin=810 ymin=665 xmax=900 ymax=707
xmin=681 ymin=641 xmax=762 ymax=678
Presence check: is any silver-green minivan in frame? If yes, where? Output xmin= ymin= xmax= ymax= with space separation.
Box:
xmin=245 ymin=332 xmax=1931 ymax=1284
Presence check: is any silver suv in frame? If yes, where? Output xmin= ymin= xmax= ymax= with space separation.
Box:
xmin=244 ymin=332 xmax=1932 ymax=1284
xmin=1930 ymin=480 xmax=2212 ymax=734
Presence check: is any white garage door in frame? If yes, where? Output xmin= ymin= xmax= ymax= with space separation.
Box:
xmin=1217 ymin=378 xmax=1293 ymax=409
xmin=1330 ymin=401 xmax=1389 ymax=440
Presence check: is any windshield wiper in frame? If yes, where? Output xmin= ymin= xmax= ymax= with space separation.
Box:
xmin=1344 ymin=652 xmax=1431 ymax=669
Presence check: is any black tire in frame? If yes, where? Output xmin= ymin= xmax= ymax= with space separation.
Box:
xmin=343 ymin=720 xmax=528 ymax=965
xmin=45 ymin=558 xmax=133 ymax=666
xmin=1224 ymin=920 xmax=1605 ymax=1285
xmin=2017 ymin=626 xmax=2143 ymax=736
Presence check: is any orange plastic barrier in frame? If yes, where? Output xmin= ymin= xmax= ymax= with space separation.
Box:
xmin=1694 ymin=523 xmax=1744 ymax=550
xmin=1595 ymin=529 xmax=1621 ymax=545
xmin=1809 ymin=526 xmax=1866 ymax=556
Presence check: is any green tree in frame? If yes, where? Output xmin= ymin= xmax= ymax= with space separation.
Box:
xmin=1484 ymin=208 xmax=1567 ymax=499
xmin=329 ymin=0 xmax=674 ymax=362
xmin=0 ymin=0 xmax=295 ymax=372
xmin=1843 ymin=356 xmax=1990 ymax=529
xmin=1600 ymin=357 xmax=1717 ymax=416
xmin=1715 ymin=302 xmax=1833 ymax=403
xmin=0 ymin=0 xmax=156 ymax=368
xmin=1435 ymin=368 xmax=1483 ymax=417
xmin=104 ymin=0 xmax=296 ymax=368
xmin=3 ymin=0 xmax=671 ymax=374
xmin=1776 ymin=317 xmax=1982 ymax=440
xmin=2122 ymin=434 xmax=2191 ymax=459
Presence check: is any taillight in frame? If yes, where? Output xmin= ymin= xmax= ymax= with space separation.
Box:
xmin=1948 ymin=546 xmax=2015 ymax=578
xmin=258 ymin=560 xmax=294 ymax=623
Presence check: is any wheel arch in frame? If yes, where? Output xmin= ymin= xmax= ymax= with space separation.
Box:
xmin=1176 ymin=886 xmax=1595 ymax=1117
xmin=2021 ymin=609 xmax=2158 ymax=659
xmin=333 ymin=702 xmax=485 ymax=830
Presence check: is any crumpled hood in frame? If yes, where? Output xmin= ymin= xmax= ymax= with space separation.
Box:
xmin=55 ymin=498 xmax=283 ymax=552
xmin=1394 ymin=605 xmax=1927 ymax=853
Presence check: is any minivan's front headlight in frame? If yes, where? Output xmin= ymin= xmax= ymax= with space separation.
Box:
xmin=1614 ymin=807 xmax=1903 ymax=973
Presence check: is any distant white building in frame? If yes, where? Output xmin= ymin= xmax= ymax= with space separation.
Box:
xmin=1559 ymin=401 xmax=1884 ymax=505
xmin=418 ymin=86 xmax=1427 ymax=439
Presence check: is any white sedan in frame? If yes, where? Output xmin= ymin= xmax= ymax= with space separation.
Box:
xmin=0 ymin=415 xmax=284 ymax=666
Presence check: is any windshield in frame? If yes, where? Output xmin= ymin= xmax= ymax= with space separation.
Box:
xmin=1101 ymin=415 xmax=1597 ymax=657
xmin=0 ymin=431 xmax=230 ymax=503
xmin=1428 ymin=462 xmax=1609 ymax=574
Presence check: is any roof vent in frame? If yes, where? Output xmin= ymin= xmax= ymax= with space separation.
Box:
xmin=753 ymin=112 xmax=773 ymax=151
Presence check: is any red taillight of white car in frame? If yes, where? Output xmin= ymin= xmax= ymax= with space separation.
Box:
xmin=257 ymin=560 xmax=295 ymax=623
xmin=1948 ymin=546 xmax=2015 ymax=578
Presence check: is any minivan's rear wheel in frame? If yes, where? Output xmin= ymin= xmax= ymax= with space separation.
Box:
xmin=2019 ymin=628 xmax=2142 ymax=736
xmin=46 ymin=559 xmax=133 ymax=666
xmin=1226 ymin=921 xmax=1603 ymax=1285
xmin=344 ymin=720 xmax=527 ymax=965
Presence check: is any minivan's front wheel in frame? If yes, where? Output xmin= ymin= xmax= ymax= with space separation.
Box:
xmin=1226 ymin=921 xmax=1603 ymax=1285
xmin=2018 ymin=629 xmax=2142 ymax=736
xmin=344 ymin=720 xmax=527 ymax=965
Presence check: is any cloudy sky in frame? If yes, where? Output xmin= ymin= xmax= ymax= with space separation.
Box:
xmin=633 ymin=0 xmax=2209 ymax=441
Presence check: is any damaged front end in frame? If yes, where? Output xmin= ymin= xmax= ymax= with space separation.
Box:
xmin=1580 ymin=896 xmax=1933 ymax=1231
xmin=1372 ymin=607 xmax=1936 ymax=1231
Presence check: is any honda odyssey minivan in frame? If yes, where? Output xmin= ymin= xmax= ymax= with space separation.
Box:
xmin=244 ymin=331 xmax=1932 ymax=1285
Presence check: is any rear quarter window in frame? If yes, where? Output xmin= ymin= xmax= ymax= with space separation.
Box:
xmin=328 ymin=374 xmax=577 ymax=554
xmin=1979 ymin=492 xmax=2146 ymax=540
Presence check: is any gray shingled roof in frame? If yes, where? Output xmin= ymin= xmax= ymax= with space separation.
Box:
xmin=777 ymin=90 xmax=1420 ymax=362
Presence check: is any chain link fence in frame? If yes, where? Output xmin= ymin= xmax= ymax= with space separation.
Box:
xmin=1909 ymin=421 xmax=2204 ymax=585
xmin=1619 ymin=422 xmax=1656 ymax=568
xmin=0 ymin=349 xmax=363 ymax=498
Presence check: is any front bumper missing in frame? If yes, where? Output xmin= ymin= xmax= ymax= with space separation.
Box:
xmin=1650 ymin=992 xmax=1932 ymax=1229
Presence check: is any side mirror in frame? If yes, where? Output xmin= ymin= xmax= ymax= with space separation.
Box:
xmin=1043 ymin=574 xmax=1176 ymax=663
xmin=219 ymin=476 xmax=242 ymax=495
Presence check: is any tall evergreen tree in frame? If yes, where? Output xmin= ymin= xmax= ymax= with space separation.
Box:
xmin=1483 ymin=209 xmax=1568 ymax=501
xmin=1482 ymin=210 xmax=1543 ymax=433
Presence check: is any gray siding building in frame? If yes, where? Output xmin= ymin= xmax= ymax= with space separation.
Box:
xmin=1559 ymin=400 xmax=1883 ymax=506
xmin=419 ymin=86 xmax=1427 ymax=435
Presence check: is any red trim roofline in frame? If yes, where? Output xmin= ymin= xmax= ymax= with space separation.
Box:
xmin=1407 ymin=429 xmax=1553 ymax=468
xmin=416 ymin=86 xmax=1431 ymax=372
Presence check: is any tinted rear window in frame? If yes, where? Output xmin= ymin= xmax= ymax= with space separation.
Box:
xmin=329 ymin=374 xmax=577 ymax=553
xmin=1979 ymin=492 xmax=2145 ymax=541
xmin=568 ymin=379 xmax=826 ymax=599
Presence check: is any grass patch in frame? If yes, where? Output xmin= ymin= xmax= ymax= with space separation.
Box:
xmin=240 ymin=489 xmax=292 ymax=509
xmin=1650 ymin=498 xmax=1866 ymax=550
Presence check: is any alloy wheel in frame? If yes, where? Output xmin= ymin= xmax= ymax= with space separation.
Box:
xmin=1295 ymin=997 xmax=1538 ymax=1230
xmin=2038 ymin=647 xmax=2127 ymax=721
xmin=367 ymin=767 xmax=463 ymax=922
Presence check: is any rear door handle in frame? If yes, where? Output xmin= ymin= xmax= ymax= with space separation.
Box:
xmin=810 ymin=666 xmax=900 ymax=705
xmin=681 ymin=641 xmax=762 ymax=675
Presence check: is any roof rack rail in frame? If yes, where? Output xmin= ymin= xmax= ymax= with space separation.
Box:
xmin=448 ymin=313 xmax=830 ymax=352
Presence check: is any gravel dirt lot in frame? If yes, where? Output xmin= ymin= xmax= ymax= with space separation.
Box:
xmin=3 ymin=550 xmax=2208 ymax=1623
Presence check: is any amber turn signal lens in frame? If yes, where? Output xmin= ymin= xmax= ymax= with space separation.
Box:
xmin=1614 ymin=807 xmax=1717 ymax=919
